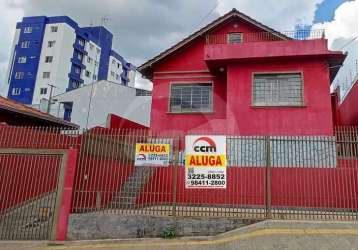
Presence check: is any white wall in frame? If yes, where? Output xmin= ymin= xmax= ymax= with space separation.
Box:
xmin=107 ymin=55 xmax=123 ymax=84
xmin=82 ymin=40 xmax=101 ymax=85
xmin=53 ymin=80 xmax=152 ymax=129
xmin=1 ymin=29 xmax=21 ymax=96
xmin=33 ymin=23 xmax=76 ymax=104
xmin=133 ymin=71 xmax=153 ymax=91
xmin=127 ymin=69 xmax=136 ymax=87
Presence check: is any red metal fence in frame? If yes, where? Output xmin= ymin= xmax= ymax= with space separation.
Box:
xmin=0 ymin=125 xmax=357 ymax=226
xmin=70 ymin=128 xmax=358 ymax=220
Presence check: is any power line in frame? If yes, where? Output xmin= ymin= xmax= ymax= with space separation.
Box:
xmin=197 ymin=0 xmax=219 ymax=28
xmin=339 ymin=36 xmax=358 ymax=50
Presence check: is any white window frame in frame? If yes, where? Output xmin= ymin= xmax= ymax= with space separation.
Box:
xmin=15 ymin=72 xmax=24 ymax=79
xmin=252 ymin=72 xmax=304 ymax=107
xmin=24 ymin=27 xmax=32 ymax=33
xmin=45 ymin=56 xmax=53 ymax=63
xmin=78 ymin=39 xmax=85 ymax=47
xmin=77 ymin=53 xmax=83 ymax=61
xmin=227 ymin=32 xmax=243 ymax=44
xmin=48 ymin=41 xmax=56 ymax=48
xmin=40 ymin=88 xmax=47 ymax=95
xmin=51 ymin=26 xmax=58 ymax=33
xmin=21 ymin=41 xmax=30 ymax=48
xmin=18 ymin=56 xmax=27 ymax=64
xmin=43 ymin=72 xmax=51 ymax=79
xmin=85 ymin=70 xmax=91 ymax=77
xmin=169 ymin=83 xmax=213 ymax=113
xmin=74 ymin=67 xmax=81 ymax=75
xmin=12 ymin=88 xmax=21 ymax=95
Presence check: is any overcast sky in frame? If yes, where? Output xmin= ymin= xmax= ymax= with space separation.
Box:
xmin=0 ymin=0 xmax=357 ymax=95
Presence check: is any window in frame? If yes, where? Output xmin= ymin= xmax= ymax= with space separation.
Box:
xmin=85 ymin=70 xmax=91 ymax=77
xmin=117 ymin=62 xmax=121 ymax=68
xmin=45 ymin=56 xmax=53 ymax=63
xmin=71 ymin=80 xmax=80 ymax=89
xmin=12 ymin=88 xmax=21 ymax=95
xmin=95 ymin=61 xmax=99 ymax=67
xmin=77 ymin=53 xmax=83 ymax=61
xmin=136 ymin=89 xmax=152 ymax=96
xmin=48 ymin=41 xmax=56 ymax=48
xmin=21 ymin=41 xmax=30 ymax=48
xmin=51 ymin=26 xmax=58 ymax=32
xmin=78 ymin=39 xmax=85 ymax=46
xmin=43 ymin=72 xmax=51 ymax=79
xmin=87 ymin=57 xmax=93 ymax=64
xmin=15 ymin=72 xmax=24 ymax=79
xmin=112 ymin=59 xmax=116 ymax=65
xmin=253 ymin=73 xmax=303 ymax=106
xmin=96 ymin=48 xmax=101 ymax=54
xmin=24 ymin=88 xmax=30 ymax=92
xmin=89 ymin=44 xmax=94 ymax=50
xmin=110 ymin=71 xmax=115 ymax=77
xmin=40 ymin=88 xmax=47 ymax=95
xmin=74 ymin=67 xmax=81 ymax=74
xmin=18 ymin=56 xmax=27 ymax=63
xmin=115 ymin=74 xmax=120 ymax=80
xmin=24 ymin=27 xmax=32 ymax=33
xmin=170 ymin=83 xmax=213 ymax=113
xmin=227 ymin=33 xmax=243 ymax=44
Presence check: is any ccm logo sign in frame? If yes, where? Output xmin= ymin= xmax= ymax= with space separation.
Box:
xmin=193 ymin=137 xmax=217 ymax=153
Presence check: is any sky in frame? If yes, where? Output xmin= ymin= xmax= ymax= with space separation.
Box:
xmin=0 ymin=0 xmax=357 ymax=96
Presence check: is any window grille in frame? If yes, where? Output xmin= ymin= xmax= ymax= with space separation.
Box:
xmin=253 ymin=73 xmax=303 ymax=106
xmin=170 ymin=83 xmax=213 ymax=113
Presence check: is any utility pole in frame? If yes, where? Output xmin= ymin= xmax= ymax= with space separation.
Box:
xmin=47 ymin=83 xmax=57 ymax=114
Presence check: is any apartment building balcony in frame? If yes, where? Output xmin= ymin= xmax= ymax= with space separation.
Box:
xmin=71 ymin=58 xmax=86 ymax=69
xmin=73 ymin=43 xmax=88 ymax=55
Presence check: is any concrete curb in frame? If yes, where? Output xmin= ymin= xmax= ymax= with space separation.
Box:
xmin=2 ymin=220 xmax=358 ymax=250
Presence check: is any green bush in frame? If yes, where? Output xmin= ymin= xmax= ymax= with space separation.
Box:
xmin=162 ymin=225 xmax=176 ymax=239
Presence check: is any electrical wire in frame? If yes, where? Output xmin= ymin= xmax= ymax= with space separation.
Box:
xmin=197 ymin=0 xmax=219 ymax=28
xmin=339 ymin=36 xmax=358 ymax=50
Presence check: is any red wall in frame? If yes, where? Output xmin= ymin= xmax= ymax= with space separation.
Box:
xmin=71 ymin=156 xmax=134 ymax=211
xmin=108 ymin=114 xmax=149 ymax=129
xmin=0 ymin=154 xmax=61 ymax=213
xmin=150 ymin=19 xmax=334 ymax=135
xmin=338 ymin=79 xmax=358 ymax=125
xmin=226 ymin=58 xmax=333 ymax=135
xmin=136 ymin=160 xmax=358 ymax=210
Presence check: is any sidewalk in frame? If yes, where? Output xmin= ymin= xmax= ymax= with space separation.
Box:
xmin=1 ymin=220 xmax=358 ymax=250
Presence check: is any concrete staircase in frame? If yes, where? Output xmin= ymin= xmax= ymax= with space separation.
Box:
xmin=110 ymin=167 xmax=154 ymax=209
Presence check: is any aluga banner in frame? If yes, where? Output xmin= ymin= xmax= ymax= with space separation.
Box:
xmin=185 ymin=135 xmax=227 ymax=188
xmin=135 ymin=143 xmax=170 ymax=166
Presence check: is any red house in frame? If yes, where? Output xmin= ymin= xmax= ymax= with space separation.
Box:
xmin=332 ymin=77 xmax=358 ymax=126
xmin=139 ymin=9 xmax=346 ymax=136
